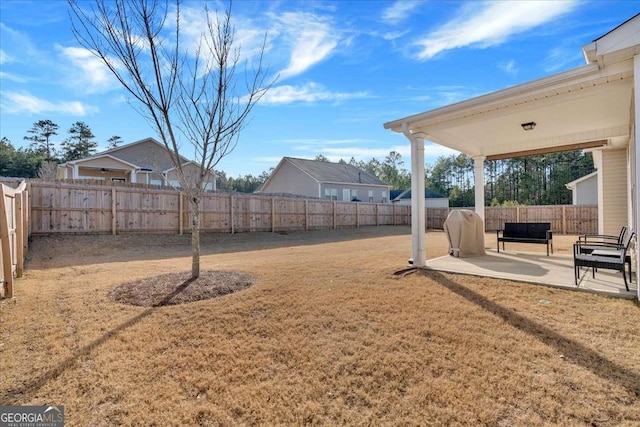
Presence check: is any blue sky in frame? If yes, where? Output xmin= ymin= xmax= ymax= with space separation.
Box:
xmin=1 ymin=1 xmax=638 ymax=177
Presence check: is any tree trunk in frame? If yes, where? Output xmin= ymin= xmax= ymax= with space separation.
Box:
xmin=191 ymin=199 xmax=200 ymax=279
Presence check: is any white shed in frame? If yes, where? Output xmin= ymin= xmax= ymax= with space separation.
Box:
xmin=565 ymin=171 xmax=598 ymax=205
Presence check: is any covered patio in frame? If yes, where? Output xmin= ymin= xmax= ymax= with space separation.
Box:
xmin=384 ymin=15 xmax=640 ymax=300
xmin=425 ymin=247 xmax=637 ymax=299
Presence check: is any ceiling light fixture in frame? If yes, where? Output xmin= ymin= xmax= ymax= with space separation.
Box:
xmin=521 ymin=121 xmax=536 ymax=131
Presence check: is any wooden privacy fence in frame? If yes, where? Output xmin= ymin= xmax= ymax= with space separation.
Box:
xmin=426 ymin=205 xmax=597 ymax=234
xmin=29 ymin=181 xmax=410 ymax=234
xmin=0 ymin=181 xmax=29 ymax=298
xmin=28 ymin=181 xmax=597 ymax=236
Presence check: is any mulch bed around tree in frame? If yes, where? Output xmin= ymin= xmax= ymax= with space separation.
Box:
xmin=108 ymin=270 xmax=256 ymax=307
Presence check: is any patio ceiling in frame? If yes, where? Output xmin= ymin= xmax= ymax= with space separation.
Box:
xmin=384 ymin=61 xmax=634 ymax=159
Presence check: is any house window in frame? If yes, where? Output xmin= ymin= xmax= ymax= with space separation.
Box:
xmin=150 ymin=179 xmax=163 ymax=186
xmin=343 ymin=189 xmax=350 ymax=201
xmin=368 ymin=190 xmax=374 ymax=203
xmin=382 ymin=191 xmax=388 ymax=203
xmin=112 ymin=178 xmax=126 ymax=183
xmin=324 ymin=188 xmax=337 ymax=200
xmin=350 ymin=189 xmax=359 ymax=202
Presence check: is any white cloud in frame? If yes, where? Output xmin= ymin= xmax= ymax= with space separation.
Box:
xmin=383 ymin=30 xmax=410 ymax=41
xmin=171 ymin=5 xmax=341 ymax=81
xmin=179 ymin=5 xmax=274 ymax=67
xmin=0 ymin=49 xmax=14 ymax=64
xmin=0 ymin=72 xmax=28 ymax=83
xmin=382 ymin=1 xmax=424 ymax=25
xmin=0 ymin=22 xmax=40 ymax=61
xmin=412 ymin=1 xmax=578 ymax=60
xmin=430 ymin=85 xmax=479 ymax=105
xmin=0 ymin=91 xmax=97 ymax=115
xmin=319 ymin=145 xmax=412 ymax=162
xmin=56 ymin=46 xmax=120 ymax=94
xmin=253 ymin=141 xmax=460 ymax=167
xmin=543 ymin=45 xmax=583 ymax=72
xmin=280 ymin=138 xmax=370 ymax=146
xmin=259 ymin=82 xmax=369 ymax=105
xmin=275 ymin=12 xmax=340 ymax=79
xmin=424 ymin=143 xmax=460 ymax=159
xmin=498 ymin=59 xmax=518 ymax=75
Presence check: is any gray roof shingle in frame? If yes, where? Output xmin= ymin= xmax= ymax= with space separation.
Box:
xmin=285 ymin=157 xmax=390 ymax=186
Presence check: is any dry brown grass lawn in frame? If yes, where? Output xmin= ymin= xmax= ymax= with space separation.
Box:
xmin=1 ymin=227 xmax=639 ymax=426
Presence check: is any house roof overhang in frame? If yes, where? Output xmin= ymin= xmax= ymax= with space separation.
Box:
xmin=383 ymin=14 xmax=639 ymax=160
xmin=63 ymin=154 xmax=140 ymax=169
xmin=383 ymin=62 xmax=633 ymax=159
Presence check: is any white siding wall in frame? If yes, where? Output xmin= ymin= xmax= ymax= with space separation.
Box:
xmin=601 ymin=148 xmax=628 ymax=236
xmin=320 ymin=183 xmax=389 ymax=203
xmin=394 ymin=198 xmax=449 ymax=207
xmin=575 ymin=175 xmax=598 ymax=205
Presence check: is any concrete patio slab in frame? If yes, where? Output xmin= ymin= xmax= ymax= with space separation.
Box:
xmin=424 ymin=249 xmax=637 ymax=299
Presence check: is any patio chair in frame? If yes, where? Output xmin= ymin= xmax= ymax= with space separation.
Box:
xmin=578 ymin=226 xmax=627 ymax=245
xmin=577 ymin=226 xmax=628 ymax=255
xmin=573 ymin=231 xmax=635 ymax=291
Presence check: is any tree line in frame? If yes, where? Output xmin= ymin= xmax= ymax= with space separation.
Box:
xmin=1 ymin=119 xmax=121 ymax=178
xmin=427 ymin=151 xmax=594 ymax=206
xmin=1 ymin=119 xmax=274 ymax=193
xmin=2 ymin=119 xmax=594 ymax=205
xmin=314 ymin=150 xmax=594 ymax=207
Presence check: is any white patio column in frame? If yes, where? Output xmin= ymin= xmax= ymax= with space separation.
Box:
xmin=415 ymin=135 xmax=426 ymax=266
xmin=634 ymin=54 xmax=640 ymax=300
xmin=72 ymin=163 xmax=79 ymax=179
xmin=130 ymin=169 xmax=137 ymax=183
xmin=403 ymin=123 xmax=426 ymax=267
xmin=473 ymin=156 xmax=486 ymax=224
xmin=410 ymin=134 xmax=419 ymax=262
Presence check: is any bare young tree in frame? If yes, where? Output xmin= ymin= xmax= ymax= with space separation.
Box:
xmin=68 ymin=0 xmax=273 ymax=278
xmin=37 ymin=161 xmax=59 ymax=181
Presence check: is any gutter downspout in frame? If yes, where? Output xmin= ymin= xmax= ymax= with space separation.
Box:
xmin=402 ymin=123 xmax=426 ymax=267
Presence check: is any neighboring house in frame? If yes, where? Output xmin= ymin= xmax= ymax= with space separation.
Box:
xmin=565 ymin=171 xmax=598 ymax=205
xmin=391 ymin=188 xmax=450 ymax=208
xmin=255 ymin=157 xmax=392 ymax=203
xmin=57 ymin=137 xmax=216 ymax=190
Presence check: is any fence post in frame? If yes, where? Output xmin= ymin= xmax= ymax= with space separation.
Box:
xmin=562 ymin=205 xmax=567 ymax=235
xmin=305 ymin=200 xmax=309 ymax=231
xmin=230 ymin=195 xmax=235 ymax=234
xmin=15 ymin=193 xmax=23 ymax=277
xmin=179 ymin=192 xmax=183 ymax=235
xmin=111 ymin=187 xmax=117 ymax=235
xmin=26 ymin=182 xmax=32 ymax=236
xmin=271 ymin=197 xmax=276 ymax=233
xmin=376 ymin=204 xmax=379 ymax=226
xmin=333 ymin=201 xmax=337 ymax=230
xmin=393 ymin=204 xmax=396 ymax=226
xmin=355 ymin=202 xmax=359 ymax=227
xmin=516 ymin=206 xmax=520 ymax=222
xmin=0 ymin=185 xmax=13 ymax=298
xmin=22 ymin=190 xmax=29 ymax=257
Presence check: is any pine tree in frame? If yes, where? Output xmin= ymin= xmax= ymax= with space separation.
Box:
xmin=61 ymin=121 xmax=97 ymax=161
xmin=23 ymin=119 xmax=59 ymax=160
xmin=107 ymin=135 xmax=123 ymax=150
